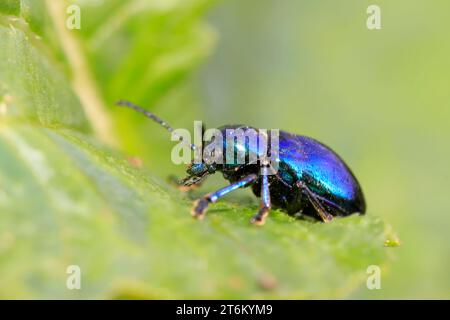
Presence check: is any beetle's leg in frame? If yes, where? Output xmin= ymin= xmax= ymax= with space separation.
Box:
xmin=169 ymin=174 xmax=206 ymax=192
xmin=250 ymin=169 xmax=271 ymax=226
xmin=192 ymin=174 xmax=258 ymax=219
xmin=297 ymin=181 xmax=333 ymax=222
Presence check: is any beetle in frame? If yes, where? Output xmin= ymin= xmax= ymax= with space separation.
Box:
xmin=117 ymin=100 xmax=366 ymax=225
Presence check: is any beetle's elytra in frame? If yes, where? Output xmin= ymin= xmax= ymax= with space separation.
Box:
xmin=117 ymin=100 xmax=366 ymax=226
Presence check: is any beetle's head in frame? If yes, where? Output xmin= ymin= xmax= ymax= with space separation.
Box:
xmin=187 ymin=162 xmax=217 ymax=176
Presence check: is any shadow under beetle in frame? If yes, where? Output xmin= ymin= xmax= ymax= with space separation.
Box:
xmin=117 ymin=100 xmax=366 ymax=225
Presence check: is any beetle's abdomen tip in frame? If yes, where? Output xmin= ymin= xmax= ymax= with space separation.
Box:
xmin=357 ymin=194 xmax=366 ymax=214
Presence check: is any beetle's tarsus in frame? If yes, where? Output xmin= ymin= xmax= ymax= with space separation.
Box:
xmin=178 ymin=184 xmax=201 ymax=192
xmin=169 ymin=175 xmax=201 ymax=192
xmin=251 ymin=207 xmax=270 ymax=226
xmin=179 ymin=173 xmax=209 ymax=187
xmin=192 ymin=198 xmax=209 ymax=219
xmin=310 ymin=198 xmax=334 ymax=223
xmin=252 ymin=169 xmax=271 ymax=225
xmin=322 ymin=212 xmax=334 ymax=222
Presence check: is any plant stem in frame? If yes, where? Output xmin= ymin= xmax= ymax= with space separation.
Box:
xmin=45 ymin=0 xmax=116 ymax=146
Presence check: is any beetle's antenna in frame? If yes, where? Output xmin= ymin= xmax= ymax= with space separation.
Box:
xmin=116 ymin=100 xmax=197 ymax=150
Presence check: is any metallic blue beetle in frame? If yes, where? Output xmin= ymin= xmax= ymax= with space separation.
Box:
xmin=117 ymin=100 xmax=366 ymax=225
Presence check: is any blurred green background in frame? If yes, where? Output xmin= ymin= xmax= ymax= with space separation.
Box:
xmin=0 ymin=0 xmax=449 ymax=299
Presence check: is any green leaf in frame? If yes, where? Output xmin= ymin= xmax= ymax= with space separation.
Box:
xmin=78 ymin=0 xmax=215 ymax=105
xmin=0 ymin=0 xmax=20 ymax=16
xmin=77 ymin=0 xmax=217 ymax=170
xmin=0 ymin=1 xmax=394 ymax=299
xmin=0 ymin=124 xmax=392 ymax=299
